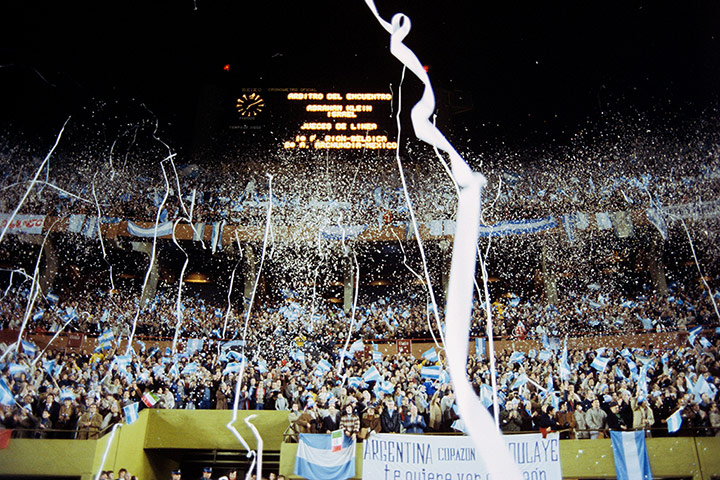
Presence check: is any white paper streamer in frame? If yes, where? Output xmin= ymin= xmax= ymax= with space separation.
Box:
xmin=243 ymin=414 xmax=263 ymax=480
xmin=94 ymin=423 xmax=121 ymax=480
xmin=126 ymin=156 xmax=172 ymax=354
xmin=227 ymin=175 xmax=274 ymax=472
xmin=364 ymin=3 xmax=521 ymax=479
xmin=336 ymin=252 xmax=360 ymax=375
xmin=92 ymin=172 xmax=116 ymax=292
xmin=0 ymin=218 xmax=61 ymax=362
xmin=0 ymin=117 xmax=69 ymax=245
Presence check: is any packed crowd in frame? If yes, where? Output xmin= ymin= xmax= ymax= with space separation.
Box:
xmin=1 ymin=122 xmax=719 ymax=232
xmin=2 ymin=274 xmax=718 ymax=346
xmin=1 ymin=287 xmax=718 ymax=441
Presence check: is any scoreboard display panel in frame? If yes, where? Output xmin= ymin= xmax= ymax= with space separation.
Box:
xmin=227 ymin=87 xmax=397 ymax=151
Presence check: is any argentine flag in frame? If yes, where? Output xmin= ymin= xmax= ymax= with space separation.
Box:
xmin=666 ymin=408 xmax=682 ymax=433
xmin=123 ymin=402 xmax=140 ymax=425
xmin=591 ymin=355 xmax=611 ymax=372
xmin=508 ymin=351 xmax=525 ymax=364
xmin=475 ymin=338 xmax=486 ymax=359
xmin=421 ymin=346 xmax=439 ymax=363
xmin=0 ymin=378 xmax=15 ymax=406
xmin=223 ymin=362 xmax=244 ymax=376
xmin=294 ymin=433 xmax=355 ymax=480
xmin=688 ymin=326 xmax=702 ymax=346
xmin=348 ymin=339 xmax=364 ymax=354
xmin=347 ymin=377 xmax=363 ymax=389
xmin=610 ymin=430 xmax=653 ymax=480
xmin=420 ymin=365 xmax=441 ymax=380
xmin=362 ymin=366 xmax=381 ymax=383
xmin=21 ymin=340 xmax=37 ymax=357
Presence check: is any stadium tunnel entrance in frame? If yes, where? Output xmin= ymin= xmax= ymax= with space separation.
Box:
xmin=147 ymin=448 xmax=281 ymax=479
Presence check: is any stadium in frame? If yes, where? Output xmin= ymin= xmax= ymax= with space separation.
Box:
xmin=1 ymin=1 xmax=719 ymax=479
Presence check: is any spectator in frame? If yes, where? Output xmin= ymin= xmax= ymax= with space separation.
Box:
xmin=340 ymin=404 xmax=360 ymax=440
xmin=380 ymin=399 xmax=401 ymax=433
xmin=402 ymin=404 xmax=426 ymax=434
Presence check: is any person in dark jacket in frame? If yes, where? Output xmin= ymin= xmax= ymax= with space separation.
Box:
xmin=321 ymin=402 xmax=341 ymax=433
xmin=402 ymin=404 xmax=426 ymax=433
xmin=607 ymin=401 xmax=628 ymax=431
xmin=380 ymin=399 xmax=401 ymax=433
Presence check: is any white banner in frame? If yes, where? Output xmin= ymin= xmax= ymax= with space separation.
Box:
xmin=362 ymin=433 xmax=561 ymax=480
xmin=664 ymin=199 xmax=720 ymax=222
xmin=0 ymin=214 xmax=45 ymax=235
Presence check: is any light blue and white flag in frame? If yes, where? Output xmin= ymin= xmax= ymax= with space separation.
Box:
xmin=59 ymin=388 xmax=76 ymax=401
xmin=538 ymin=350 xmax=552 ymax=362
xmin=378 ymin=381 xmax=394 ymax=395
xmin=8 ymin=363 xmax=28 ymax=376
xmin=479 ymin=383 xmax=493 ymax=409
xmin=210 ymin=220 xmax=226 ymax=253
xmin=362 ymin=366 xmax=381 ymax=383
xmin=510 ymin=373 xmax=529 ymax=390
xmin=699 ymin=337 xmax=712 ymax=349
xmin=0 ymin=378 xmax=15 ymax=406
xmin=508 ymin=352 xmax=525 ymax=364
xmin=316 ymin=359 xmax=332 ymax=374
xmin=127 ymin=221 xmax=175 ymax=238
xmin=347 ymin=377 xmax=363 ymax=389
xmin=221 ymin=362 xmax=243 ymax=376
xmin=294 ymin=433 xmax=355 ymax=480
xmin=475 ymin=338 xmax=486 ymax=359
xmin=591 ymin=356 xmax=611 ymax=372
xmin=349 ymin=339 xmax=364 ymax=354
xmin=666 ymin=408 xmax=682 ymax=433
xmin=20 ymin=340 xmax=37 ymax=357
xmin=33 ymin=309 xmax=44 ymax=321
xmin=559 ymin=337 xmax=571 ymax=380
xmin=420 ymin=365 xmax=441 ymax=380
xmin=123 ymin=402 xmax=139 ymax=425
xmin=693 ymin=375 xmax=713 ymax=402
xmin=181 ymin=363 xmax=198 ymax=375
xmin=421 ymin=347 xmax=438 ymax=363
xmin=688 ymin=326 xmax=702 ymax=346
xmin=478 ymin=216 xmax=558 ymax=237
xmin=67 ymin=214 xmax=86 ymax=233
xmin=98 ymin=329 xmax=115 ymax=350
xmin=610 ymin=430 xmax=653 ymax=480
xmin=372 ymin=351 xmax=383 ymax=363
xmin=186 ymin=338 xmax=204 ymax=356
xmin=193 ymin=222 xmax=205 ymax=242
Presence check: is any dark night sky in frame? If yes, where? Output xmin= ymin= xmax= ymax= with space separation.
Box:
xmin=1 ymin=0 xmax=719 ymax=152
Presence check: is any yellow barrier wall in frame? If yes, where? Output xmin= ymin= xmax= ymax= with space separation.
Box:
xmin=0 ymin=438 xmax=97 ymax=478
xmin=2 ymin=411 xmax=718 ymax=480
